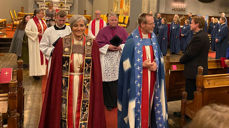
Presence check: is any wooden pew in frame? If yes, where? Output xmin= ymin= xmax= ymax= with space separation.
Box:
xmin=0 ymin=60 xmax=23 ymax=128
xmin=181 ymin=66 xmax=229 ymax=126
xmin=165 ymin=56 xmax=228 ymax=101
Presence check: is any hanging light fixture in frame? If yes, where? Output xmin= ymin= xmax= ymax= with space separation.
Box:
xmin=198 ymin=0 xmax=215 ymax=3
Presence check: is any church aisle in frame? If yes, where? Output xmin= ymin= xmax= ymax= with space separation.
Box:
xmin=23 ymin=69 xmax=42 ymax=128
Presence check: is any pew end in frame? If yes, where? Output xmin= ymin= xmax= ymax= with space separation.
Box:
xmin=181 ymin=66 xmax=229 ymax=126
xmin=0 ymin=60 xmax=24 ymax=128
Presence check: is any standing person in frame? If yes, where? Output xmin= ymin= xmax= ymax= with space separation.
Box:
xmin=88 ymin=10 xmax=106 ymax=39
xmin=38 ymin=15 xmax=106 ymax=128
xmin=202 ymin=16 xmax=208 ymax=33
xmin=25 ymin=9 xmax=47 ymax=79
xmin=211 ymin=18 xmax=219 ymax=51
xmin=154 ymin=13 xmax=162 ymax=35
xmin=96 ymin=12 xmax=128 ymax=110
xmin=215 ymin=17 xmax=229 ymax=59
xmin=170 ymin=14 xmax=180 ymax=54
xmin=208 ymin=17 xmax=214 ymax=34
xmin=157 ymin=17 xmax=168 ymax=56
xmin=9 ymin=15 xmax=31 ymax=67
xmin=188 ymin=12 xmax=192 ymax=24
xmin=180 ymin=16 xmax=210 ymax=100
xmin=45 ymin=2 xmax=56 ymax=27
xmin=40 ymin=10 xmax=71 ymax=72
xmin=181 ymin=19 xmax=192 ymax=52
xmin=118 ymin=13 xmax=168 ymax=128
xmin=40 ymin=10 xmax=71 ymax=101
xmin=221 ymin=12 xmax=227 ymax=24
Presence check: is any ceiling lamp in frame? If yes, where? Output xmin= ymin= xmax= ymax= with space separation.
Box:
xmin=198 ymin=0 xmax=215 ymax=3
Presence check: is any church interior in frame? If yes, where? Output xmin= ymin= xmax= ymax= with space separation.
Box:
xmin=0 ymin=0 xmax=229 ymax=128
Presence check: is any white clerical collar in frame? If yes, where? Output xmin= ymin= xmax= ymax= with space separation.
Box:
xmin=142 ymin=33 xmax=149 ymax=38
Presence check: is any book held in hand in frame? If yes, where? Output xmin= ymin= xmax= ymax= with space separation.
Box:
xmin=110 ymin=35 xmax=123 ymax=46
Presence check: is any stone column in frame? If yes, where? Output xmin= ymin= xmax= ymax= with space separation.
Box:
xmin=149 ymin=0 xmax=159 ymax=15
xmin=93 ymin=0 xmax=109 ymax=15
xmin=126 ymin=0 xmax=142 ymax=32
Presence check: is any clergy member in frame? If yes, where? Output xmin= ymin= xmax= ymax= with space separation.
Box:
xmin=96 ymin=12 xmax=128 ymax=110
xmin=40 ymin=10 xmax=71 ymax=101
xmin=215 ymin=17 xmax=229 ymax=59
xmin=38 ymin=15 xmax=106 ymax=128
xmin=88 ymin=10 xmax=106 ymax=39
xmin=25 ymin=9 xmax=47 ymax=79
xmin=40 ymin=10 xmax=71 ymax=72
xmin=118 ymin=13 xmax=168 ymax=128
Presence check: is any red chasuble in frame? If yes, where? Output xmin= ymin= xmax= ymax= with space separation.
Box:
xmin=38 ymin=36 xmax=106 ymax=128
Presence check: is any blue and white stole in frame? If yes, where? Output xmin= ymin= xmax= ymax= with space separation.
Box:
xmin=131 ymin=28 xmax=168 ymax=128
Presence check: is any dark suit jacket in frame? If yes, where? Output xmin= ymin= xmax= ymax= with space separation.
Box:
xmin=180 ymin=30 xmax=210 ymax=79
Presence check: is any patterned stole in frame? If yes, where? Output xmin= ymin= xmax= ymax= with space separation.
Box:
xmin=61 ymin=35 xmax=93 ymax=128
xmin=132 ymin=28 xmax=162 ymax=128
xmin=33 ymin=16 xmax=47 ymax=65
xmin=91 ymin=19 xmax=104 ymax=36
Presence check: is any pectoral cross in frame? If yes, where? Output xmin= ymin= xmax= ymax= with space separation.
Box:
xmin=4 ymin=72 xmax=8 ymax=76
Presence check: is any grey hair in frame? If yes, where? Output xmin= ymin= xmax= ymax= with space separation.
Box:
xmin=69 ymin=15 xmax=87 ymax=28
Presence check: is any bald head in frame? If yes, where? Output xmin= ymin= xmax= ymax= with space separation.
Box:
xmin=95 ymin=10 xmax=101 ymax=20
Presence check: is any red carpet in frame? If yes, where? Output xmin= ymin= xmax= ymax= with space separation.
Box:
xmin=105 ymin=107 xmax=118 ymax=128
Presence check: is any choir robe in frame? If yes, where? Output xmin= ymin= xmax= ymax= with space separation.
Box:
xmin=211 ymin=23 xmax=220 ymax=51
xmin=208 ymin=22 xmax=214 ymax=34
xmin=118 ymin=27 xmax=168 ymax=128
xmin=88 ymin=19 xmax=106 ymax=39
xmin=157 ymin=24 xmax=168 ymax=56
xmin=170 ymin=22 xmax=180 ymax=54
xmin=38 ymin=35 xmax=106 ymax=128
xmin=154 ymin=18 xmax=161 ymax=35
xmin=215 ymin=23 xmax=229 ymax=59
xmin=227 ymin=48 xmax=229 ymax=59
xmin=188 ymin=17 xmax=192 ymax=24
xmin=181 ymin=25 xmax=191 ymax=51
xmin=203 ymin=21 xmax=208 ymax=33
xmin=25 ymin=18 xmax=47 ymax=76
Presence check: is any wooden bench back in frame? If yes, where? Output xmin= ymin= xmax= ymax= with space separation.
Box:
xmin=165 ymin=56 xmax=228 ymax=101
xmin=196 ymin=66 xmax=229 ymax=106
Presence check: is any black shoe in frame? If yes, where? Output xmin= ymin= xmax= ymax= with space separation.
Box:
xmin=173 ymin=112 xmax=181 ymax=117
xmin=33 ymin=76 xmax=41 ymax=80
xmin=106 ymin=106 xmax=113 ymax=111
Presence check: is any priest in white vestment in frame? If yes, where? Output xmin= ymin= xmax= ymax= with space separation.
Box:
xmin=88 ymin=10 xmax=106 ymax=39
xmin=25 ymin=9 xmax=47 ymax=78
